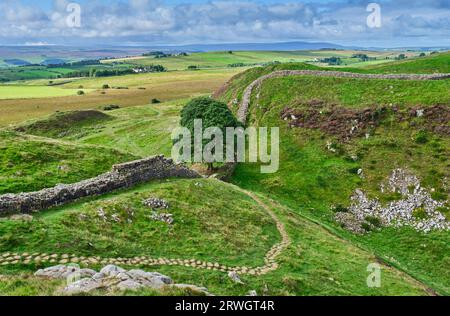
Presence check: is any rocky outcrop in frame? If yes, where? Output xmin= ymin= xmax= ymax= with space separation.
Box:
xmin=336 ymin=169 xmax=449 ymax=234
xmin=237 ymin=70 xmax=450 ymax=124
xmin=34 ymin=264 xmax=211 ymax=295
xmin=0 ymin=155 xmax=200 ymax=215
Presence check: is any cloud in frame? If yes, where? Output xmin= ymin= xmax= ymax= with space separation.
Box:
xmin=0 ymin=0 xmax=448 ymax=46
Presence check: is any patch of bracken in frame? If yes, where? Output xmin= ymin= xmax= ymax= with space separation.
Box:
xmin=281 ymin=105 xmax=388 ymax=141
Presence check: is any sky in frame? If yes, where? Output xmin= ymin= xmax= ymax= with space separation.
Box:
xmin=1 ymin=0 xmax=449 ymax=48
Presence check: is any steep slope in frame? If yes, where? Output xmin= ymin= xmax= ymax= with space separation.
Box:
xmin=0 ymin=179 xmax=432 ymax=296
xmin=216 ymin=63 xmax=450 ymax=294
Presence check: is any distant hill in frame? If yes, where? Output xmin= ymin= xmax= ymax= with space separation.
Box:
xmin=158 ymin=41 xmax=345 ymax=52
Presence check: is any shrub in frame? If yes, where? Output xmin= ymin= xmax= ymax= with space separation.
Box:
xmin=103 ymin=105 xmax=120 ymax=111
xmin=361 ymin=223 xmax=372 ymax=232
xmin=415 ymin=130 xmax=429 ymax=144
xmin=151 ymin=98 xmax=161 ymax=104
xmin=187 ymin=65 xmax=198 ymax=70
xmin=102 ymin=84 xmax=110 ymax=89
xmin=77 ymin=90 xmax=85 ymax=95
xmin=365 ymin=216 xmax=382 ymax=228
xmin=412 ymin=207 xmax=429 ymax=220
xmin=333 ymin=204 xmax=349 ymax=213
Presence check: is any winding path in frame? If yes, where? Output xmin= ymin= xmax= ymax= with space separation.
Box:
xmin=0 ymin=184 xmax=290 ymax=276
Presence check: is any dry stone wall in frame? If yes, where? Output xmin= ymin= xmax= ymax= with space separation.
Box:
xmin=0 ymin=155 xmax=200 ymax=215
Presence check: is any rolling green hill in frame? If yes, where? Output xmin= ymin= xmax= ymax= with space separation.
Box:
xmin=0 ymin=52 xmax=449 ymax=296
xmin=365 ymin=52 xmax=450 ymax=74
xmin=217 ymin=62 xmax=450 ymax=294
xmin=0 ymin=130 xmax=136 ymax=194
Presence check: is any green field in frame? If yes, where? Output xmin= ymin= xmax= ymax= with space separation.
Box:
xmin=0 ymin=51 xmax=449 ymax=296
xmin=0 ymin=85 xmax=92 ymax=99
xmin=104 ymin=50 xmax=399 ymax=70
xmin=0 ymin=68 xmax=243 ymax=126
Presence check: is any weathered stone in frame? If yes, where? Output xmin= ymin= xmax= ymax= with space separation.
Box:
xmin=0 ymin=155 xmax=200 ymax=215
xmin=100 ymin=265 xmax=126 ymax=277
xmin=64 ymin=278 xmax=103 ymax=294
xmin=228 ymin=271 xmax=244 ymax=284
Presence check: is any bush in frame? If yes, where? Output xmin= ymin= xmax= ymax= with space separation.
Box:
xmin=361 ymin=223 xmax=372 ymax=232
xmin=415 ymin=130 xmax=429 ymax=144
xmin=412 ymin=207 xmax=429 ymax=220
xmin=365 ymin=216 xmax=382 ymax=228
xmin=103 ymin=105 xmax=120 ymax=111
xmin=102 ymin=84 xmax=110 ymax=89
xmin=77 ymin=90 xmax=85 ymax=95
xmin=187 ymin=65 xmax=198 ymax=70
xmin=333 ymin=204 xmax=349 ymax=213
xmin=151 ymin=98 xmax=161 ymax=104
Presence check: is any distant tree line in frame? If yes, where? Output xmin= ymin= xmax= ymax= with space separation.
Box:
xmin=47 ymin=59 xmax=102 ymax=68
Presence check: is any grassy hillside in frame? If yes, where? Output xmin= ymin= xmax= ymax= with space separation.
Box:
xmin=0 ymin=130 xmax=136 ymax=194
xmin=0 ymin=179 xmax=431 ymax=296
xmin=217 ymin=63 xmax=450 ymax=294
xmin=365 ymin=52 xmax=450 ymax=74
xmin=15 ymin=101 xmax=181 ymax=157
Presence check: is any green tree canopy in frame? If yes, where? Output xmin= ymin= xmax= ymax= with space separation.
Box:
xmin=181 ymin=97 xmax=240 ymax=133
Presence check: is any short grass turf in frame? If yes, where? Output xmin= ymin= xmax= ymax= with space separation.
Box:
xmin=218 ymin=64 xmax=450 ymax=295
xmin=0 ymin=181 xmax=431 ymax=296
xmin=0 ymin=85 xmax=92 ymax=99
xmin=0 ymin=130 xmax=136 ymax=194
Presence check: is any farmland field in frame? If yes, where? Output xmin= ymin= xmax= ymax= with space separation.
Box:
xmin=0 ymin=85 xmax=92 ymax=99
xmin=0 ymin=68 xmax=243 ymax=126
xmin=103 ymin=50 xmax=399 ymax=70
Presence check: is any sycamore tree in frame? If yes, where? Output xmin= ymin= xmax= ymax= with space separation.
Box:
xmin=180 ymin=97 xmax=241 ymax=171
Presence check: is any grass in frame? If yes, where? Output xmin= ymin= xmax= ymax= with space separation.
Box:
xmin=0 ymin=68 xmax=242 ymax=127
xmin=0 ymin=52 xmax=449 ymax=296
xmin=0 ymin=130 xmax=136 ymax=194
xmin=365 ymin=52 xmax=450 ymax=74
xmin=0 ymin=179 xmax=279 ymax=267
xmin=14 ymin=100 xmax=182 ymax=157
xmin=15 ymin=110 xmax=115 ymax=139
xmin=0 ymin=180 xmax=431 ymax=296
xmin=218 ymin=63 xmax=450 ymax=295
xmin=0 ymin=85 xmax=92 ymax=99
xmin=103 ymin=50 xmax=398 ymax=71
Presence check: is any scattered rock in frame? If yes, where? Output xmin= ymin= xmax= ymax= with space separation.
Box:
xmin=35 ymin=264 xmax=207 ymax=295
xmin=336 ymin=169 xmax=449 ymax=234
xmin=228 ymin=271 xmax=244 ymax=284
xmin=64 ymin=278 xmax=102 ymax=294
xmin=171 ymin=284 xmax=212 ymax=296
xmin=100 ymin=264 xmax=126 ymax=277
xmin=150 ymin=211 xmax=174 ymax=225
xmin=9 ymin=214 xmax=33 ymax=222
xmin=143 ymin=197 xmax=169 ymax=209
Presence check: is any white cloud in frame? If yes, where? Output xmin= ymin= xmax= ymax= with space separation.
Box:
xmin=0 ymin=0 xmax=448 ymax=46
